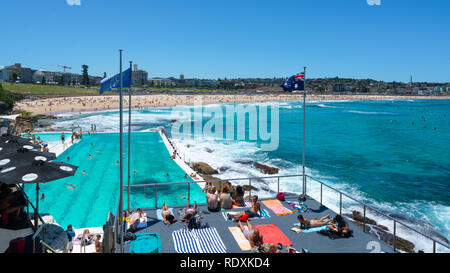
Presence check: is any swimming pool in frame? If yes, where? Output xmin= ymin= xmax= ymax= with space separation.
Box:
xmin=25 ymin=132 xmax=205 ymax=229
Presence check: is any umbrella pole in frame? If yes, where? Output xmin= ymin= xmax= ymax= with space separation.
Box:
xmin=34 ymin=183 xmax=39 ymax=231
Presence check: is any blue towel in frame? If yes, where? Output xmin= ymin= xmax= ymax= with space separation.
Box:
xmin=293 ymin=223 xmax=330 ymax=233
xmin=130 ymin=233 xmax=161 ymax=253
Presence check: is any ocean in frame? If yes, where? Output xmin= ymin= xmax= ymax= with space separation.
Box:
xmin=45 ymin=98 xmax=449 ymax=252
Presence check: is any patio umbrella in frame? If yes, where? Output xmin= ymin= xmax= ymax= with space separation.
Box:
xmin=0 ymin=133 xmax=35 ymax=145
xmin=0 ymin=159 xmax=78 ymax=229
xmin=0 ymin=139 xmax=42 ymax=155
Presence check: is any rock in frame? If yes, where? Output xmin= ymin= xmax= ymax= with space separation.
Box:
xmin=254 ymin=163 xmax=279 ymax=175
xmin=38 ymin=122 xmax=55 ymax=128
xmin=205 ymin=148 xmax=214 ymax=153
xmin=218 ymin=167 xmax=230 ymax=172
xmin=192 ymin=162 xmax=219 ymax=175
xmin=352 ymin=210 xmax=377 ymax=225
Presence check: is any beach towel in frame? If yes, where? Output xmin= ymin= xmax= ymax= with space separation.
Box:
xmin=222 ymin=209 xmax=271 ymax=222
xmin=172 ymin=227 xmax=226 ymax=253
xmin=232 ymin=200 xmax=252 ymax=209
xmin=228 ymin=226 xmax=252 ymax=251
xmin=262 ymin=199 xmax=294 ymax=216
xmin=130 ymin=233 xmax=161 ymax=253
xmin=291 ymin=224 xmax=330 ymax=234
xmin=253 ymin=224 xmax=293 ymax=247
xmin=286 ymin=201 xmax=313 ymax=213
xmin=156 ymin=208 xmax=174 ymax=221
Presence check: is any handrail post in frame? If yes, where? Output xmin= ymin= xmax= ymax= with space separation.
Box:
xmin=339 ymin=193 xmax=342 ymax=215
xmin=188 ymin=182 xmax=190 ymax=205
xmin=154 ymin=185 xmax=157 ymax=209
xmin=363 ymin=205 xmax=366 ymax=232
xmin=277 ymin=177 xmax=280 ymax=194
xmin=249 ymin=179 xmax=252 ymax=198
xmin=320 ymin=183 xmax=323 ymax=205
xmin=393 ymin=220 xmax=397 ymax=252
xmin=433 ymin=241 xmax=436 ymax=253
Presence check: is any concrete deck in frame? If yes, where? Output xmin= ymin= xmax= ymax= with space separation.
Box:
xmin=123 ymin=195 xmax=394 ymax=253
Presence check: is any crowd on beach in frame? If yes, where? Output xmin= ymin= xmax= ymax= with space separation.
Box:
xmin=16 ymin=93 xmax=449 ymax=116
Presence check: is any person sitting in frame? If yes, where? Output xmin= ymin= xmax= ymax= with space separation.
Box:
xmin=95 ymin=234 xmax=102 ymax=253
xmin=202 ymin=182 xmax=212 ymax=193
xmin=227 ymin=195 xmax=262 ymax=222
xmin=232 ymin=185 xmax=245 ymax=207
xmin=219 ymin=185 xmax=233 ymax=210
xmin=328 ymin=215 xmax=351 ymax=237
xmin=82 ymin=229 xmax=94 ymax=245
xmin=161 ymin=203 xmax=177 ymax=224
xmin=237 ymin=220 xmax=263 ymax=248
xmin=206 ymin=187 xmax=220 ymax=212
xmin=297 ymin=214 xmax=333 ymax=230
xmin=181 ymin=201 xmax=198 ymax=222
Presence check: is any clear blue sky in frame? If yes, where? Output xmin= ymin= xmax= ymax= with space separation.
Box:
xmin=1 ymin=0 xmax=449 ymax=82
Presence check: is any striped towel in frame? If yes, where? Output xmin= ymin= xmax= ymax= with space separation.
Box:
xmin=232 ymin=201 xmax=252 ymax=209
xmin=222 ymin=209 xmax=270 ymax=222
xmin=262 ymin=199 xmax=294 ymax=215
xmin=172 ymin=227 xmax=227 ymax=253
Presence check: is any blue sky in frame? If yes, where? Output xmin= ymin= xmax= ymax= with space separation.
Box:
xmin=1 ymin=0 xmax=449 ymax=82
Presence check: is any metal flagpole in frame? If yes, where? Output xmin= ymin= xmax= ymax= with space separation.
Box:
xmin=128 ymin=61 xmax=132 ymax=211
xmin=118 ymin=49 xmax=124 ymax=253
xmin=302 ymin=66 xmax=307 ymax=199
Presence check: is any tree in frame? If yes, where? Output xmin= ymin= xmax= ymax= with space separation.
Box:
xmin=82 ymin=64 xmax=89 ymax=86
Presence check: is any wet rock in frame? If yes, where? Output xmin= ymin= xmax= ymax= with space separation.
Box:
xmin=254 ymin=163 xmax=279 ymax=175
xmin=192 ymin=162 xmax=219 ymax=175
xmin=352 ymin=210 xmax=377 ymax=225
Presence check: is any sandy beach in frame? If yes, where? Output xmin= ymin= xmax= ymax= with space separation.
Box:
xmin=14 ymin=93 xmax=450 ymax=115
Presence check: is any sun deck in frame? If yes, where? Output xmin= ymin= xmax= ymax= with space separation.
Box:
xmin=121 ymin=195 xmax=394 ymax=253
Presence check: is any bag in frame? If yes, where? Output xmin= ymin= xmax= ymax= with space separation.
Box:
xmin=124 ymin=232 xmax=137 ymax=242
xmin=276 ymin=192 xmax=285 ymax=201
xmin=188 ymin=215 xmax=200 ymax=229
xmin=8 ymin=237 xmax=25 ymax=253
xmin=239 ymin=215 xmax=250 ymax=222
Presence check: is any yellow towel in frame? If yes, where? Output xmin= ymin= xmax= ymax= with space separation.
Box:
xmin=262 ymin=199 xmax=294 ymax=216
xmin=228 ymin=226 xmax=252 ymax=251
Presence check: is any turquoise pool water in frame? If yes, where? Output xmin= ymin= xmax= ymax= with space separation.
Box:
xmin=25 ymin=132 xmax=205 ymax=228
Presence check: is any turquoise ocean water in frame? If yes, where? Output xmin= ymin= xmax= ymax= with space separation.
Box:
xmin=36 ymin=99 xmax=449 ymax=251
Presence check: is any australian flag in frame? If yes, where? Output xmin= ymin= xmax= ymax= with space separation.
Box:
xmin=99 ymin=68 xmax=132 ymax=94
xmin=281 ymin=72 xmax=305 ymax=92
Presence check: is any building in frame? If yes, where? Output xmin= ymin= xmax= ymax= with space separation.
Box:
xmin=32 ymin=70 xmax=55 ymax=84
xmin=4 ymin=63 xmax=32 ymax=83
xmin=0 ymin=67 xmax=9 ymax=82
xmin=132 ymin=64 xmax=148 ymax=86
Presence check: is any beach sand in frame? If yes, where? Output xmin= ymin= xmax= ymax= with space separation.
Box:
xmin=14 ymin=93 xmax=450 ymax=115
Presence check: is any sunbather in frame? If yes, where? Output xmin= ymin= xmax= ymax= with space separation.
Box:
xmin=161 ymin=203 xmax=177 ymax=224
xmin=128 ymin=208 xmax=145 ymax=226
xmin=328 ymin=215 xmax=351 ymax=237
xmin=227 ymin=195 xmax=261 ymax=221
xmin=232 ymin=185 xmax=245 ymax=207
xmin=237 ymin=220 xmax=263 ymax=248
xmin=297 ymin=214 xmax=333 ymax=229
xmin=181 ymin=201 xmax=198 ymax=222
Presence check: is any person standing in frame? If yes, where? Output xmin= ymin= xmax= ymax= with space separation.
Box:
xmin=65 ymin=225 xmax=75 ymax=253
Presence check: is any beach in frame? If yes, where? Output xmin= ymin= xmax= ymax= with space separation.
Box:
xmin=14 ymin=93 xmax=450 ymax=115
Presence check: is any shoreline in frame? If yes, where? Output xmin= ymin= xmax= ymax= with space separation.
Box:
xmin=14 ymin=93 xmax=450 ymax=115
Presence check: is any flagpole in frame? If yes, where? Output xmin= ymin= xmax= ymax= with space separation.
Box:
xmin=118 ymin=49 xmax=124 ymax=253
xmin=302 ymin=66 xmax=307 ymax=199
xmin=128 ymin=61 xmax=132 ymax=211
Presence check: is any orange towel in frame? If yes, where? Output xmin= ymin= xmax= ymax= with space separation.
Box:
xmin=254 ymin=224 xmax=293 ymax=246
xmin=262 ymin=199 xmax=293 ymax=215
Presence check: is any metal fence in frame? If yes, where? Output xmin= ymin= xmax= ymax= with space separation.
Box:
xmin=113 ymin=173 xmax=450 ymax=253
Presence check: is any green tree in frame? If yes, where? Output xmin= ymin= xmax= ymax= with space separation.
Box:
xmin=82 ymin=64 xmax=89 ymax=86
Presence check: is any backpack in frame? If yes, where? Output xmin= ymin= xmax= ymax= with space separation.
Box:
xmin=276 ymin=192 xmax=285 ymax=201
xmin=188 ymin=215 xmax=200 ymax=229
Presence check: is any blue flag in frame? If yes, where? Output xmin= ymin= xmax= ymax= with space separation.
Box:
xmin=280 ymin=72 xmax=305 ymax=92
xmin=100 ymin=68 xmax=131 ymax=94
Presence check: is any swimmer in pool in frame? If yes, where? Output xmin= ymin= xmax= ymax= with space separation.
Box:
xmin=82 ymin=171 xmax=86 ymax=175
xmin=115 ymin=161 xmax=119 ymax=165
xmin=88 ymin=154 xmax=93 ymax=159
xmin=67 ymin=184 xmax=76 ymax=190
xmin=40 ymin=193 xmax=46 ymax=200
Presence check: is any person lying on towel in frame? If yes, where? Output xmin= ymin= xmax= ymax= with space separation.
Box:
xmin=296 ymin=214 xmax=333 ymax=230
xmin=227 ymin=195 xmax=261 ymax=222
xmin=237 ymin=220 xmax=263 ymax=248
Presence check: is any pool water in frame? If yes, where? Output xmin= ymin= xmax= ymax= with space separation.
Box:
xmin=25 ymin=132 xmax=205 ymax=228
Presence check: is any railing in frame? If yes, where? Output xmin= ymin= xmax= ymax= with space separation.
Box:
xmin=116 ymin=173 xmax=450 ymax=253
